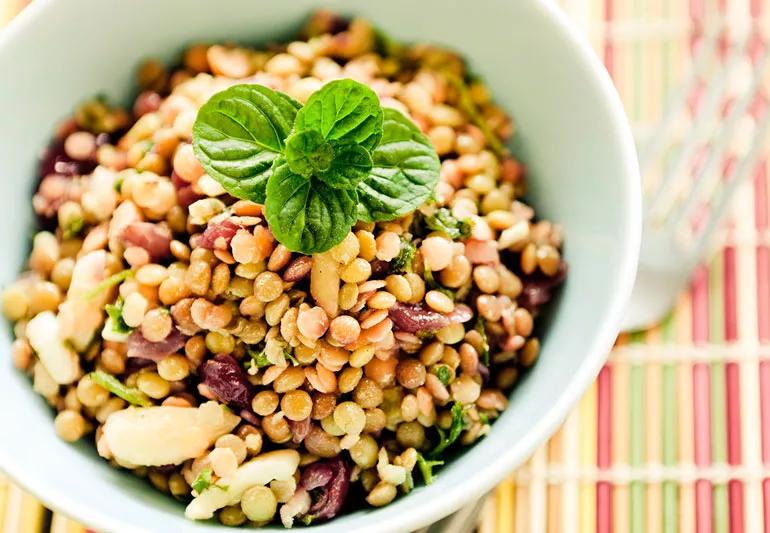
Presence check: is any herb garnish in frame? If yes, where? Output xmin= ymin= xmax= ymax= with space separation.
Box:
xmin=433 ymin=365 xmax=451 ymax=386
xmin=193 ymin=79 xmax=440 ymax=254
xmin=246 ymin=347 xmax=298 ymax=373
xmin=105 ymin=298 xmax=133 ymax=335
xmin=390 ymin=238 xmax=416 ymax=273
xmin=191 ymin=467 xmax=214 ymax=494
xmin=475 ymin=317 xmax=490 ymax=366
xmin=89 ymin=370 xmax=150 ymax=407
xmin=424 ymin=208 xmax=472 ymax=241
xmin=444 ymin=73 xmax=508 ymax=159
xmin=247 ymin=348 xmax=271 ymax=369
xmin=84 ymin=270 xmax=131 ymax=301
xmin=428 ymin=401 xmax=468 ymax=459
xmin=423 ymin=265 xmax=454 ymax=300
xmin=416 ymin=452 xmax=444 ymax=485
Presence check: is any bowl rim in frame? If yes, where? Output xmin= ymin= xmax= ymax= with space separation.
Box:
xmin=0 ymin=0 xmax=641 ymax=531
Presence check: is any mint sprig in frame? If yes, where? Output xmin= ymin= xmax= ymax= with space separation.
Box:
xmin=192 ymin=84 xmax=301 ymax=204
xmin=192 ymin=79 xmax=440 ymax=254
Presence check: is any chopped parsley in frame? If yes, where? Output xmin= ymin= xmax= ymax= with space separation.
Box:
xmin=89 ymin=370 xmax=150 ymax=407
xmin=428 ymin=402 xmax=468 ymax=459
xmin=84 ymin=270 xmax=132 ymax=301
xmin=416 ymin=452 xmax=445 ymax=485
xmin=191 ymin=468 xmax=213 ymax=494
xmin=423 ymin=208 xmax=472 ymax=240
xmin=285 ymin=350 xmax=300 ymax=366
xmin=246 ymin=346 xmax=299 ymax=371
xmin=433 ymin=365 xmax=451 ymax=386
xmin=105 ymin=298 xmax=133 ymax=335
xmin=246 ymin=349 xmax=271 ymax=370
xmin=423 ymin=266 xmax=454 ymax=300
xmin=62 ymin=217 xmax=84 ymax=240
xmin=475 ymin=317 xmax=490 ymax=366
xmin=390 ymin=238 xmax=416 ymax=273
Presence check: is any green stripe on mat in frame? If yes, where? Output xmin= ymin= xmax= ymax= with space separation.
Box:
xmin=629 ymin=331 xmax=646 ymax=533
xmin=661 ymin=314 xmax=678 ymax=533
xmin=709 ymin=253 xmax=729 ymax=533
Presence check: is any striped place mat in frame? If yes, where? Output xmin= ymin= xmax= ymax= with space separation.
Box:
xmin=2 ymin=0 xmax=770 ymax=532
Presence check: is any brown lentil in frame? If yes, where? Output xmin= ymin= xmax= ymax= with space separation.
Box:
xmin=340 ymin=258 xmax=371 ymax=284
xmin=140 ymin=308 xmax=173 ymax=342
xmin=261 ymin=412 xmax=292 ymax=443
xmin=338 ymin=366 xmax=363 ymax=393
xmin=537 ymin=244 xmax=561 ymax=276
xmin=137 ymin=372 xmax=171 ymax=399
xmin=219 ymin=506 xmax=247 ymax=527
xmin=425 ymin=290 xmax=455 ymax=313
xmin=353 ymin=377 xmax=383 ymax=408
xmin=241 ymin=485 xmax=277 ymax=523
xmin=338 ymin=283 xmax=359 ymax=311
xmin=404 ymin=272 xmax=426 ymax=304
xmin=273 ymin=366 xmax=306 ymax=393
xmin=76 ymin=375 xmax=109 ymax=407
xmin=349 ymin=434 xmax=378 ymax=468
xmin=356 ymin=230 xmax=377 ymax=261
xmin=366 ymin=482 xmax=397 ymax=507
xmin=54 ymin=410 xmax=87 ymax=442
xmin=367 ymin=291 xmax=396 ymax=310
xmin=520 ymin=338 xmax=540 ymax=366
xmin=281 ymin=390 xmax=313 ymax=421
xmin=311 ymin=393 xmax=337 ymax=420
xmin=396 ymin=421 xmax=426 ymax=448
xmin=253 ymin=271 xmax=284 ymax=302
xmin=11 ymin=339 xmax=32 ymax=370
xmin=329 ymin=315 xmax=361 ymax=345
xmin=520 ymin=242 xmax=538 ymax=274
xmin=304 ymin=425 xmax=342 ymax=458
xmin=439 ymin=255 xmax=472 ymax=288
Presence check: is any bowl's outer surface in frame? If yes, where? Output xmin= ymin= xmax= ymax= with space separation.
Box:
xmin=0 ymin=0 xmax=640 ymax=531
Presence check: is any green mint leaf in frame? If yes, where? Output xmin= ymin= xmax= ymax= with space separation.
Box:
xmin=105 ymin=298 xmax=133 ymax=335
xmin=294 ymin=79 xmax=384 ymax=150
xmin=284 ymin=130 xmax=334 ymax=178
xmin=319 ymin=142 xmax=372 ymax=190
xmin=89 ymin=370 xmax=151 ymax=407
xmin=390 ymin=238 xmax=416 ymax=273
xmin=192 ymin=84 xmax=301 ymax=204
xmin=424 ymin=208 xmax=472 ymax=240
xmin=191 ymin=468 xmax=214 ymax=494
xmin=475 ymin=317 xmax=490 ymax=366
xmin=84 ymin=270 xmax=131 ymax=301
xmin=428 ymin=401 xmax=467 ymax=459
xmin=265 ymin=158 xmax=358 ymax=254
xmin=357 ymin=108 xmax=440 ymax=222
xmin=416 ymin=452 xmax=444 ymax=485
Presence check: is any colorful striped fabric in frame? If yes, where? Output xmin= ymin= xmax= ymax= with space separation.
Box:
xmin=2 ymin=0 xmax=770 ymax=532
xmin=478 ymin=1 xmax=770 ymax=532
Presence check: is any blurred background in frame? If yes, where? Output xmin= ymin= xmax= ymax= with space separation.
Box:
xmin=1 ymin=0 xmax=770 ymax=532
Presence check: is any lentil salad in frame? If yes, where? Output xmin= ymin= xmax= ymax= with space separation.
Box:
xmin=2 ymin=11 xmax=566 ymax=528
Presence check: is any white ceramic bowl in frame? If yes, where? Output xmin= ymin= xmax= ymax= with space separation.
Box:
xmin=0 ymin=1 xmax=640 ymax=531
